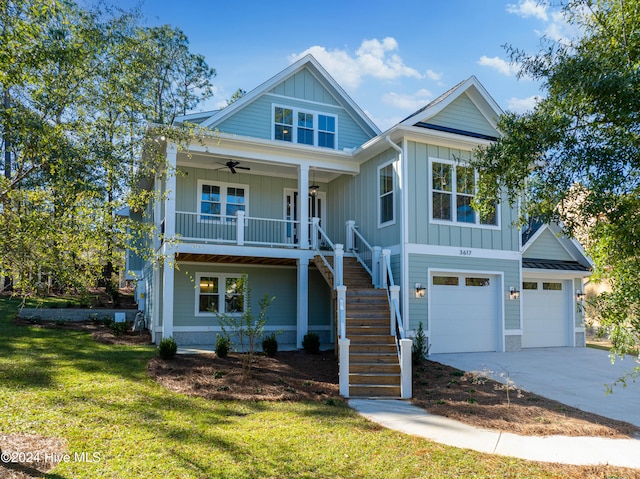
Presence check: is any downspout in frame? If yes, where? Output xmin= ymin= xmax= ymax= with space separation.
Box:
xmin=385 ymin=136 xmax=406 ymax=334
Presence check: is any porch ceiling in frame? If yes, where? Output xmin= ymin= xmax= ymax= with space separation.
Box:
xmin=176 ymin=253 xmax=298 ymax=267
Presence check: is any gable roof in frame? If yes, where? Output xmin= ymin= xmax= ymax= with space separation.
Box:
xmin=194 ymin=54 xmax=380 ymax=136
xmin=522 ymin=223 xmax=592 ymax=272
xmin=399 ymin=76 xmax=503 ymax=140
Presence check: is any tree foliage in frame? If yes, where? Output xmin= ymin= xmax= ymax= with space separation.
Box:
xmin=0 ymin=0 xmax=215 ymax=296
xmin=472 ymin=0 xmax=640 ymax=361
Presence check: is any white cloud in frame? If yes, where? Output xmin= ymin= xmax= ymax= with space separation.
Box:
xmin=506 ymin=0 xmax=548 ymax=21
xmin=382 ymin=88 xmax=433 ymax=112
xmin=426 ymin=69 xmax=443 ymax=81
xmin=290 ymin=37 xmax=423 ymax=89
xmin=507 ymin=95 xmax=540 ymax=113
xmin=477 ymin=56 xmax=519 ymax=76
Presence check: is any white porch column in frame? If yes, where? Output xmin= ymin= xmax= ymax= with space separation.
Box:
xmin=296 ymin=259 xmax=309 ymax=348
xmin=164 ymin=144 xmax=178 ymax=241
xmin=151 ymin=265 xmax=160 ymax=343
xmin=297 ymin=165 xmax=310 ymax=249
xmin=162 ymin=251 xmax=175 ymax=340
xmin=161 ymin=144 xmax=178 ymax=341
xmin=236 ymin=210 xmax=245 ymax=245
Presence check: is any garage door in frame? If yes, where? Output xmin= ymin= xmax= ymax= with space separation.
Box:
xmin=522 ymin=279 xmax=569 ymax=348
xmin=429 ymin=273 xmax=499 ymax=354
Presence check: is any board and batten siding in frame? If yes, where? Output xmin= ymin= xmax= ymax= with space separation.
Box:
xmin=216 ymin=94 xmax=371 ymax=150
xmin=407 ymin=254 xmax=520 ymax=331
xmin=171 ymin=264 xmax=331 ymax=328
xmin=426 ymin=92 xmax=498 ymax=138
xmin=328 ymin=147 xmax=401 ymax=247
xmin=406 ymin=140 xmax=520 ymax=251
xmin=270 ymin=68 xmax=340 ymax=106
xmin=523 ymin=228 xmax=575 ymax=261
xmin=175 ymin=165 xmax=302 ymax=219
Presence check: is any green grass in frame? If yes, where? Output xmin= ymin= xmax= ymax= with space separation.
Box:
xmin=0 ymin=298 xmax=615 ymax=478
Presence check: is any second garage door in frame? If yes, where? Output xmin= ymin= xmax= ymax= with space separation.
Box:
xmin=429 ymin=272 xmax=500 ymax=354
xmin=522 ymin=279 xmax=570 ymax=348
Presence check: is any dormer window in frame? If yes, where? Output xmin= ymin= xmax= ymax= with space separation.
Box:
xmin=273 ymin=106 xmax=336 ymax=149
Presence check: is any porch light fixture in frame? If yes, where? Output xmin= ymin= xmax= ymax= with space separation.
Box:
xmin=509 ymin=287 xmax=520 ymax=300
xmin=576 ymin=290 xmax=586 ymax=302
xmin=309 ymin=170 xmax=319 ymax=198
xmin=415 ymin=283 xmax=426 ymax=298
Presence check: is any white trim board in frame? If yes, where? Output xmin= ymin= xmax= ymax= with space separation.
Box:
xmin=406 ymin=243 xmax=520 ymax=261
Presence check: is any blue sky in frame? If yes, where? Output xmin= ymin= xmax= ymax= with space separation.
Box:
xmin=104 ymin=0 xmax=574 ymax=130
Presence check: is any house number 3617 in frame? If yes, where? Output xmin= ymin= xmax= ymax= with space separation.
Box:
xmin=459 ymin=249 xmax=472 ymax=256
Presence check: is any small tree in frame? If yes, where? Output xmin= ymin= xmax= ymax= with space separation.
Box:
xmin=216 ymin=277 xmax=275 ymax=372
xmin=412 ymin=321 xmax=429 ymax=365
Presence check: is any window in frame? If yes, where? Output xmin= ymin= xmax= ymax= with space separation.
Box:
xmin=273 ymin=105 xmax=336 ymax=149
xmin=430 ymin=159 xmax=498 ymax=227
xmin=465 ymin=277 xmax=490 ymax=287
xmin=543 ymin=282 xmax=563 ymax=291
xmin=378 ymin=162 xmax=394 ymax=225
xmin=196 ymin=273 xmax=245 ymax=315
xmin=433 ymin=276 xmax=459 ymax=286
xmin=198 ymin=180 xmax=248 ymax=221
xmin=522 ymin=281 xmax=538 ymax=290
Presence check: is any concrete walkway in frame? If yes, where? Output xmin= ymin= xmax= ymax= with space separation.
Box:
xmin=349 ymin=399 xmax=640 ymax=468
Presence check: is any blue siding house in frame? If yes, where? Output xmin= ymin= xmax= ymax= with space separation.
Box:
xmin=130 ymin=54 xmax=591 ymax=398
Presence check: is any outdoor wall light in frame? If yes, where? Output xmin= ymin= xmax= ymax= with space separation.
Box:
xmin=576 ymin=290 xmax=586 ymax=302
xmin=415 ymin=283 xmax=426 ymax=298
xmin=509 ymin=286 xmax=520 ymax=300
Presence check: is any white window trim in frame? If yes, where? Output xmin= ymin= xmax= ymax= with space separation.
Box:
xmin=428 ymin=157 xmax=500 ymax=230
xmin=377 ymin=160 xmax=396 ymax=228
xmin=195 ymin=272 xmax=246 ymax=317
xmin=197 ymin=179 xmax=249 ymax=223
xmin=271 ymin=104 xmax=338 ymax=149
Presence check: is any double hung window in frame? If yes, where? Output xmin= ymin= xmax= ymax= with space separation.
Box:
xmin=196 ymin=273 xmax=245 ymax=315
xmin=273 ymin=106 xmax=336 ymax=149
xmin=198 ymin=180 xmax=247 ymax=222
xmin=430 ymin=159 xmax=498 ymax=226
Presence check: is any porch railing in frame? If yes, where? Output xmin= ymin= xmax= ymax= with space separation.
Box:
xmin=175 ymin=211 xmax=302 ymax=247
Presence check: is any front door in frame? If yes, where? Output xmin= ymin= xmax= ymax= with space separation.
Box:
xmin=284 ymin=189 xmax=326 ymax=245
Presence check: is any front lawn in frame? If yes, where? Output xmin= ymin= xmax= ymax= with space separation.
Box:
xmin=1 ymin=298 xmax=638 ymax=478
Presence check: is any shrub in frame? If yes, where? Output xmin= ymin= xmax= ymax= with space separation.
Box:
xmin=302 ymin=332 xmax=320 ymax=354
xmin=110 ymin=321 xmax=129 ymax=336
xmin=412 ymin=321 xmax=429 ymax=365
xmin=158 ymin=337 xmax=178 ymax=360
xmin=215 ymin=334 xmax=230 ymax=358
xmin=261 ymin=333 xmax=278 ymax=357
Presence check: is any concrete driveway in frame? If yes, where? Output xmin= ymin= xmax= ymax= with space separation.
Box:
xmin=430 ymin=347 xmax=640 ymax=428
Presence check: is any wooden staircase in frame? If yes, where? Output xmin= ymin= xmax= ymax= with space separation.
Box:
xmin=314 ymin=255 xmax=401 ymax=398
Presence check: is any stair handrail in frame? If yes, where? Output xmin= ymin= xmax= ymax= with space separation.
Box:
xmin=350 ymin=224 xmax=374 ymax=277
xmin=312 ymin=220 xmax=343 ymax=288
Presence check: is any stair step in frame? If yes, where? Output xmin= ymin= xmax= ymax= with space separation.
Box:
xmin=349 ymin=373 xmax=401 ymax=385
xmin=350 ymin=344 xmax=397 ymax=354
xmin=350 ymin=363 xmax=401 ymax=374
xmin=350 ymin=352 xmax=398 ymax=363
xmin=347 ymin=327 xmax=390 ymax=335
xmin=349 ymin=385 xmax=401 ymax=398
xmin=348 ymin=335 xmax=396 ymax=344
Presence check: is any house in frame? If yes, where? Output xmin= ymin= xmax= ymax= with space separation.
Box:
xmin=129 ymin=54 xmax=592 ymax=398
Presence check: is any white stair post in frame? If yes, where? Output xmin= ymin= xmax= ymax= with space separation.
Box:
xmin=236 ymin=210 xmax=245 ymax=246
xmin=345 ymin=220 xmax=355 ymax=252
xmin=381 ymin=249 xmax=391 ymax=289
xmin=336 ymin=284 xmax=347 ymax=339
xmin=389 ymin=285 xmax=400 ymax=335
xmin=372 ymin=246 xmax=381 ymax=288
xmin=311 ymin=217 xmax=320 ymax=250
xmin=334 ymin=244 xmax=344 ymax=288
xmin=339 ymin=338 xmax=350 ymax=397
xmin=400 ymin=338 xmax=412 ymax=399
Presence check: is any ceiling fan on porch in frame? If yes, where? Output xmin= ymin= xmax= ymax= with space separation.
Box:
xmin=216 ymin=160 xmax=251 ymax=174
